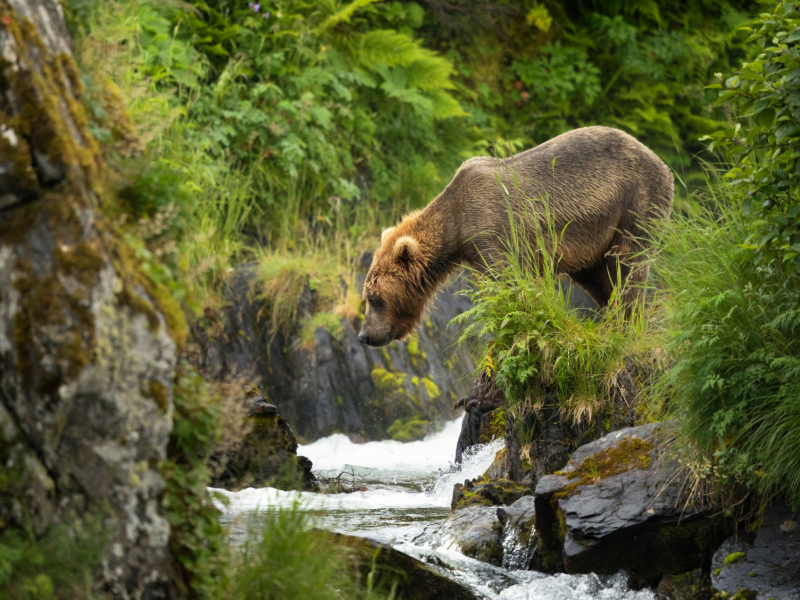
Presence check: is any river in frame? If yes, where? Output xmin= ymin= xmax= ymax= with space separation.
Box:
xmin=213 ymin=419 xmax=655 ymax=600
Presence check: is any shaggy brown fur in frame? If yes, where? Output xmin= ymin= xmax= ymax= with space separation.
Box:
xmin=359 ymin=126 xmax=673 ymax=347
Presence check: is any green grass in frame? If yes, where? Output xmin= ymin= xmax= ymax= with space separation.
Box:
xmin=454 ymin=194 xmax=662 ymax=430
xmin=655 ymin=194 xmax=800 ymax=508
xmin=0 ymin=520 xmax=106 ymax=600
xmin=255 ymin=239 xmax=367 ymax=342
xmin=226 ymin=505 xmax=394 ymax=600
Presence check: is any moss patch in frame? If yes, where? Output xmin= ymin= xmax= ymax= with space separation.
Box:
xmin=555 ymin=437 xmax=654 ymax=498
xmin=723 ymin=552 xmax=746 ymax=565
xmin=454 ymin=479 xmax=533 ymax=510
xmin=387 ymin=416 xmax=432 ymax=442
xmin=480 ymin=409 xmax=505 ymax=443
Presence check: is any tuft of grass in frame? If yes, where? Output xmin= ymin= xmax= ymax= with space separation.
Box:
xmin=227 ymin=505 xmax=393 ymax=600
xmin=453 ymin=190 xmax=663 ymax=429
xmin=655 ymin=192 xmax=800 ymax=508
xmin=256 ymin=238 xmax=369 ymax=342
xmin=299 ymin=312 xmax=346 ymax=350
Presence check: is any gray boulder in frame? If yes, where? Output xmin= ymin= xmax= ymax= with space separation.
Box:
xmin=433 ymin=505 xmax=504 ymax=566
xmin=534 ymin=423 xmax=731 ymax=586
xmin=498 ymin=495 xmax=538 ymax=570
xmin=711 ymin=502 xmax=800 ymax=600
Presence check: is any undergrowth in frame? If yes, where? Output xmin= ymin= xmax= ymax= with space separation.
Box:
xmin=255 ymin=237 xmax=368 ymax=343
xmin=0 ymin=519 xmax=106 ymax=600
xmin=655 ymin=198 xmax=800 ymax=508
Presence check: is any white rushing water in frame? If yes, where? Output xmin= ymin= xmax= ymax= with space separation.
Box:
xmin=213 ymin=419 xmax=654 ymax=600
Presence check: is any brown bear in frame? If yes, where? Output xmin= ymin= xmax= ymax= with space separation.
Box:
xmin=358 ymin=126 xmax=673 ymax=347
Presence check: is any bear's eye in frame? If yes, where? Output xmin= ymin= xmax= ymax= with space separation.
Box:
xmin=369 ymin=296 xmax=386 ymax=309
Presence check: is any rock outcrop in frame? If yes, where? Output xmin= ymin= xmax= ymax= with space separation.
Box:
xmin=333 ymin=532 xmax=479 ymax=600
xmin=711 ymin=502 xmax=800 ymax=600
xmin=433 ymin=505 xmax=505 ymax=566
xmin=533 ymin=423 xmax=731 ymax=587
xmin=0 ymin=1 xmax=180 ymax=596
xmin=191 ymin=266 xmax=475 ymax=441
xmin=209 ymin=394 xmax=318 ymax=491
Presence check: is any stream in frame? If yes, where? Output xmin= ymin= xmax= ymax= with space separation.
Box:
xmin=213 ymin=419 xmax=656 ymax=600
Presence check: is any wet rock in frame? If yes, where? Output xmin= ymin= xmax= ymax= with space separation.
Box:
xmin=435 ymin=505 xmax=504 ymax=566
xmin=451 ymin=478 xmax=532 ymax=511
xmin=488 ymin=359 xmax=641 ymax=487
xmin=655 ymin=569 xmax=713 ymax=600
xmin=0 ymin=3 xmax=177 ymax=596
xmin=332 ymin=532 xmax=478 ymax=600
xmin=192 ymin=268 xmax=476 ymax=441
xmin=498 ymin=495 xmax=538 ymax=570
xmin=533 ymin=423 xmax=731 ymax=586
xmin=454 ymin=373 xmax=505 ymax=464
xmin=209 ymin=395 xmax=318 ymax=491
xmin=711 ymin=502 xmax=800 ymax=600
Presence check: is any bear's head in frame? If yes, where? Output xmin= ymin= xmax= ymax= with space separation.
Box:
xmin=358 ymin=226 xmax=430 ymax=347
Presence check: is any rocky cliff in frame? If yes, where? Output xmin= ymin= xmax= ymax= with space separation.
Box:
xmin=0 ymin=1 xmax=181 ymax=596
xmin=191 ymin=266 xmax=476 ymax=442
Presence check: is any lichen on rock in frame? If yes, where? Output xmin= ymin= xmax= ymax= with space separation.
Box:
xmin=0 ymin=2 xmax=181 ymax=597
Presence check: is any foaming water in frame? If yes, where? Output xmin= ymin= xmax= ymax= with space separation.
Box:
xmin=213 ymin=419 xmax=654 ymax=600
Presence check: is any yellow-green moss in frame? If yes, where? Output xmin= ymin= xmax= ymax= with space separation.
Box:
xmin=146 ymin=379 xmax=169 ymax=413
xmin=6 ymin=18 xmax=102 ymax=189
xmin=554 ymin=437 xmax=654 ymax=498
xmin=54 ymin=240 xmax=105 ymax=288
xmin=420 ymin=377 xmax=440 ymax=400
xmin=406 ymin=334 xmax=427 ymax=369
xmin=480 ymin=409 xmax=505 ymax=443
xmin=379 ymin=346 xmax=393 ymax=369
xmin=387 ymin=417 xmax=432 ymax=442
xmin=371 ymin=367 xmax=406 ymax=393
xmin=723 ymin=552 xmax=746 ymax=565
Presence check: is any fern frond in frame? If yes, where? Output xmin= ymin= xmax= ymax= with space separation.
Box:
xmin=314 ymin=0 xmax=381 ymax=35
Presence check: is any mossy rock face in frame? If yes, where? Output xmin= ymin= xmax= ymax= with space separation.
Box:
xmin=329 ymin=532 xmax=478 ymax=600
xmin=533 ymin=423 xmax=733 ymax=586
xmin=387 ymin=416 xmax=433 ymax=442
xmin=655 ymin=569 xmax=714 ymax=600
xmin=193 ymin=267 xmax=476 ymax=442
xmin=452 ymin=478 xmax=533 ymax=511
xmin=0 ymin=3 xmax=180 ymax=597
xmin=209 ymin=396 xmax=318 ymax=492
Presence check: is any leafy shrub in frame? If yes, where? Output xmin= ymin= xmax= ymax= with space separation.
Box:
xmin=705 ymin=1 xmax=800 ymax=270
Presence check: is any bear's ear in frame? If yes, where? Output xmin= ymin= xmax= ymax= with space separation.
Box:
xmin=381 ymin=226 xmax=396 ymax=245
xmin=393 ymin=236 xmax=421 ymax=266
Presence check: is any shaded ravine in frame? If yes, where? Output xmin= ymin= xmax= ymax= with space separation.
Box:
xmin=213 ymin=420 xmax=655 ymax=600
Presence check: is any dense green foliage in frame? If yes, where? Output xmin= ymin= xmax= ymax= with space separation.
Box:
xmin=416 ymin=0 xmax=751 ymax=192
xmin=70 ymin=0 xmax=756 ymax=287
xmin=705 ymin=1 xmax=800 ymax=269
xmin=657 ymin=197 xmax=800 ymax=508
xmin=656 ymin=4 xmax=800 ymax=508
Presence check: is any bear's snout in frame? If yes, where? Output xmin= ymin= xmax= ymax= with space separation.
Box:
xmin=357 ymin=329 xmax=392 ymax=347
